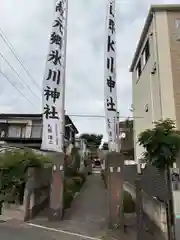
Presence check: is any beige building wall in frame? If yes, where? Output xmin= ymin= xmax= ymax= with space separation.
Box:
xmin=155 ymin=11 xmax=176 ymax=121
xmin=132 ymin=9 xmax=179 ymax=161
xmin=132 ymin=21 xmax=155 ymax=161
xmin=167 ymin=11 xmax=180 ymax=129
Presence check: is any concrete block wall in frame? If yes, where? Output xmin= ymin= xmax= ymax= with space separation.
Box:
xmin=2 ymin=167 xmax=51 ymax=221
xmin=123 ymin=180 xmax=168 ymax=238
xmin=23 ymin=167 xmax=51 ymax=221
xmin=141 ymin=190 xmax=167 ymax=236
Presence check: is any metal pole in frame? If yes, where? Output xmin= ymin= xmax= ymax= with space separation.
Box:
xmin=116 ymin=111 xmax=120 ymax=152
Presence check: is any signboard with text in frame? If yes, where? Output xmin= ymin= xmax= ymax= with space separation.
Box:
xmin=41 ymin=0 xmax=68 ymax=152
xmin=104 ymin=0 xmax=118 ymax=151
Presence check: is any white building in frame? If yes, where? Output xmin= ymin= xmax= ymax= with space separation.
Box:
xmin=130 ymin=4 xmax=180 ymax=162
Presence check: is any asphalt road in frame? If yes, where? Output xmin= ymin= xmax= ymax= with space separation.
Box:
xmin=0 ymin=220 xmax=87 ymax=240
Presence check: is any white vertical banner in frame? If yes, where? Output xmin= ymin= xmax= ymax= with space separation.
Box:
xmin=41 ymin=0 xmax=68 ymax=152
xmin=104 ymin=0 xmax=118 ymax=151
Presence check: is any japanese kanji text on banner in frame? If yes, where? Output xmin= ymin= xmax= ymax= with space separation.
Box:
xmin=41 ymin=0 xmax=67 ymax=152
xmin=104 ymin=0 xmax=118 ymax=151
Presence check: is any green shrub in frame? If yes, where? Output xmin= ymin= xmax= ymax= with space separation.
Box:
xmin=0 ymin=149 xmax=52 ymax=203
xmin=123 ymin=191 xmax=135 ymax=213
xmin=64 ymin=178 xmax=74 ymax=190
xmin=63 ymin=173 xmax=86 ymax=210
xmin=75 ymin=172 xmax=86 ymax=184
xmin=71 ymin=176 xmax=83 ymax=186
xmin=65 ymin=166 xmax=76 ymax=177
xmin=63 ymin=190 xmax=74 ymax=209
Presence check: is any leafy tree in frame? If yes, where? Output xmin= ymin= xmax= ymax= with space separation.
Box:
xmin=80 ymin=134 xmax=103 ymax=150
xmin=102 ymin=142 xmax=109 ymax=150
xmin=138 ymin=118 xmax=180 ymax=170
xmin=138 ymin=119 xmax=180 ymax=240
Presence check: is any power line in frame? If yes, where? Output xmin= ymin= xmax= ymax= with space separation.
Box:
xmin=67 ymin=114 xmax=143 ymax=119
xmin=0 ymin=28 xmax=41 ymax=91
xmin=13 ymin=115 xmax=143 ymax=128
xmin=0 ymin=52 xmax=40 ymax=100
xmin=0 ymin=70 xmax=36 ymax=108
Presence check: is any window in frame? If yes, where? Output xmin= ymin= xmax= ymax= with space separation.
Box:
xmin=8 ymin=124 xmax=26 ymax=138
xmin=21 ymin=127 xmax=26 ymax=138
xmin=175 ymin=19 xmax=180 ymax=28
xmin=142 ymin=39 xmax=150 ymax=67
xmin=136 ymin=60 xmax=141 ymax=79
xmin=31 ymin=125 xmax=42 ymax=138
xmin=65 ymin=126 xmax=70 ymax=140
xmin=144 ymin=40 xmax=150 ymax=61
xmin=175 ymin=19 xmax=180 ymax=40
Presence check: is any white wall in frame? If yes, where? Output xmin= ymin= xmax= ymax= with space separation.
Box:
xmin=132 ymin=11 xmax=177 ymax=162
xmin=132 ymin=21 xmax=155 ymax=161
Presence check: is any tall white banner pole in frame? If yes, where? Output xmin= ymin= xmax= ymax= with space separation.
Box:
xmin=41 ymin=0 xmax=68 ymax=153
xmin=59 ymin=0 xmax=68 ymax=153
xmin=104 ymin=0 xmax=118 ymax=152
xmin=41 ymin=0 xmax=68 ymax=220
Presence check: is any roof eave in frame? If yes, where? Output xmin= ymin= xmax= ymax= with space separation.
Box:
xmin=130 ymin=4 xmax=180 ymax=72
xmin=130 ymin=8 xmax=154 ymax=72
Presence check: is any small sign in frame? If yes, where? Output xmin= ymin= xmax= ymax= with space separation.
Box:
xmin=53 ymin=165 xmax=57 ymax=171
xmin=110 ymin=166 xmax=113 ymax=172
xmin=117 ymin=167 xmax=121 ymax=172
xmin=60 ymin=165 xmax=63 ymax=171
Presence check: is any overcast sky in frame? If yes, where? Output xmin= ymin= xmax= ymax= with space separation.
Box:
xmin=0 ymin=0 xmax=179 ymax=140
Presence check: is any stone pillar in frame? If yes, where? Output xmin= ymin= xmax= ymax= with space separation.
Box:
xmin=48 ymin=152 xmax=64 ymax=221
xmin=23 ymin=167 xmax=36 ymax=221
xmin=106 ymin=151 xmax=124 ymax=228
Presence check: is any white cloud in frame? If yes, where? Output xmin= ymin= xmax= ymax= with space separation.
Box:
xmin=0 ymin=0 xmax=179 ymax=140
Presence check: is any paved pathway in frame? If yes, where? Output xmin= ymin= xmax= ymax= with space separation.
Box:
xmin=0 ymin=172 xmax=136 ymax=239
xmin=29 ymin=173 xmax=108 ymax=238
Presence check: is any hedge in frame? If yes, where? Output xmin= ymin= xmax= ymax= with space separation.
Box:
xmin=0 ymin=149 xmax=52 ymax=204
xmin=63 ymin=173 xmax=86 ymax=210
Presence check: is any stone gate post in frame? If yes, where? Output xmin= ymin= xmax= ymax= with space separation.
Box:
xmin=48 ymin=152 xmax=64 ymax=221
xmin=106 ymin=151 xmax=124 ymax=228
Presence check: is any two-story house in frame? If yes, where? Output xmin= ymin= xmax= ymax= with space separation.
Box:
xmin=0 ymin=113 xmax=78 ymax=150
